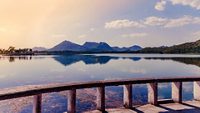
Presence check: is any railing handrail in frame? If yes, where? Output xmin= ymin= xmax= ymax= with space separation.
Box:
xmin=0 ymin=76 xmax=200 ymax=101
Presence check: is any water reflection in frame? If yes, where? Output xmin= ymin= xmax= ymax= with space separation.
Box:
xmin=53 ymin=55 xmax=119 ymax=66
xmin=2 ymin=55 xmax=200 ymax=68
xmin=53 ymin=55 xmax=141 ymax=66
xmin=0 ymin=56 xmax=32 ymax=62
xmin=145 ymin=57 xmax=200 ymax=68
xmin=53 ymin=55 xmax=200 ymax=68
xmin=53 ymin=55 xmax=143 ymax=66
xmin=0 ymin=54 xmax=200 ymax=113
xmin=0 ymin=55 xmax=143 ymax=65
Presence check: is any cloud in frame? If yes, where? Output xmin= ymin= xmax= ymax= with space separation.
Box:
xmin=105 ymin=19 xmax=144 ymax=29
xmin=164 ymin=16 xmax=198 ymax=28
xmin=105 ymin=15 xmax=200 ymax=29
xmin=144 ymin=16 xmax=200 ymax=28
xmin=165 ymin=16 xmax=200 ymax=28
xmin=155 ymin=0 xmax=200 ymax=11
xmin=155 ymin=0 xmax=167 ymax=11
xmin=121 ymin=33 xmax=147 ymax=38
xmin=144 ymin=16 xmax=168 ymax=26
xmin=170 ymin=0 xmax=200 ymax=10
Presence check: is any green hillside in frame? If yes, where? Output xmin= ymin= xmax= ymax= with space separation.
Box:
xmin=139 ymin=40 xmax=200 ymax=54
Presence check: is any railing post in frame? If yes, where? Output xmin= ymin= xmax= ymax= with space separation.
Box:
xmin=123 ymin=84 xmax=132 ymax=108
xmin=148 ymin=82 xmax=158 ymax=105
xmin=172 ymin=82 xmax=182 ymax=103
xmin=68 ymin=89 xmax=76 ymax=113
xmin=33 ymin=94 xmax=42 ymax=113
xmin=96 ymin=86 xmax=105 ymax=112
xmin=194 ymin=81 xmax=200 ymax=101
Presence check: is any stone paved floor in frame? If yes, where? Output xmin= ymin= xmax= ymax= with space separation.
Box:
xmin=85 ymin=101 xmax=200 ymax=113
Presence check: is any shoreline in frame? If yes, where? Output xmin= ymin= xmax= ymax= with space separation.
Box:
xmin=1 ymin=52 xmax=200 ymax=56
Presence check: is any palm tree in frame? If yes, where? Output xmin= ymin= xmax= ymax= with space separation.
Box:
xmin=7 ymin=46 xmax=15 ymax=54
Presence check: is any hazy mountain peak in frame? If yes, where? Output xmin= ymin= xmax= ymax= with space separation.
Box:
xmin=49 ymin=40 xmax=85 ymax=51
xmin=96 ymin=42 xmax=113 ymax=51
xmin=129 ymin=45 xmax=142 ymax=51
xmin=48 ymin=40 xmax=142 ymax=52
xmin=32 ymin=47 xmax=47 ymax=51
xmin=83 ymin=42 xmax=99 ymax=49
xmin=82 ymin=41 xmax=113 ymax=51
xmin=84 ymin=42 xmax=99 ymax=45
xmin=99 ymin=42 xmax=108 ymax=45
xmin=61 ymin=40 xmax=74 ymax=44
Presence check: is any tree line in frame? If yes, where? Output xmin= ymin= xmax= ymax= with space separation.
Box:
xmin=0 ymin=46 xmax=33 ymax=55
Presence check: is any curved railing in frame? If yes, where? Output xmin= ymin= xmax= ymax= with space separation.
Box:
xmin=1 ymin=77 xmax=200 ymax=113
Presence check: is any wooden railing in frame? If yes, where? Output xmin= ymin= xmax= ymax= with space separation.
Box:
xmin=1 ymin=77 xmax=200 ymax=113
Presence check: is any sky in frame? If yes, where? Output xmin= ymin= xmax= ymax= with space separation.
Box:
xmin=0 ymin=0 xmax=200 ymax=49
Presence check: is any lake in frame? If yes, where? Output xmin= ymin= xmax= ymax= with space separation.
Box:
xmin=0 ymin=54 xmax=200 ymax=112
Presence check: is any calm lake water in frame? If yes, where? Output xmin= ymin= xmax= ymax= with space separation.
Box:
xmin=0 ymin=54 xmax=200 ymax=112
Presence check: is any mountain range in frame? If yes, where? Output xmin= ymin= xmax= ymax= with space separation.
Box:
xmin=46 ymin=40 xmax=142 ymax=52
xmin=33 ymin=39 xmax=200 ymax=53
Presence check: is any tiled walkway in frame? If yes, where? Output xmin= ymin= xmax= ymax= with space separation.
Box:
xmin=85 ymin=101 xmax=200 ymax=113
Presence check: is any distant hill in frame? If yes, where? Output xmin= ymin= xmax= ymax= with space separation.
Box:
xmin=49 ymin=40 xmax=85 ymax=51
xmin=82 ymin=42 xmax=113 ymax=51
xmin=33 ymin=39 xmax=200 ymax=54
xmin=112 ymin=47 xmax=129 ymax=52
xmin=139 ymin=40 xmax=200 ymax=54
xmin=82 ymin=42 xmax=99 ymax=49
xmin=94 ymin=42 xmax=114 ymax=52
xmin=32 ymin=47 xmax=47 ymax=51
xmin=48 ymin=40 xmax=142 ymax=52
xmin=129 ymin=45 xmax=142 ymax=51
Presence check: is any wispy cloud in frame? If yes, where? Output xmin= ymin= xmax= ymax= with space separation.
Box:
xmin=121 ymin=33 xmax=147 ymax=38
xmin=146 ymin=16 xmax=200 ymax=28
xmin=144 ymin=16 xmax=168 ymax=26
xmin=170 ymin=0 xmax=200 ymax=10
xmin=105 ymin=15 xmax=200 ymax=29
xmin=105 ymin=19 xmax=145 ymax=29
xmin=155 ymin=0 xmax=200 ymax=11
xmin=164 ymin=16 xmax=200 ymax=28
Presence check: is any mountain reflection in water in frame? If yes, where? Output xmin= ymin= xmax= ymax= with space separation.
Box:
xmin=2 ymin=54 xmax=200 ymax=68
xmin=52 ymin=55 xmax=200 ymax=68
xmin=53 ymin=54 xmax=141 ymax=66
xmin=144 ymin=57 xmax=200 ymax=68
